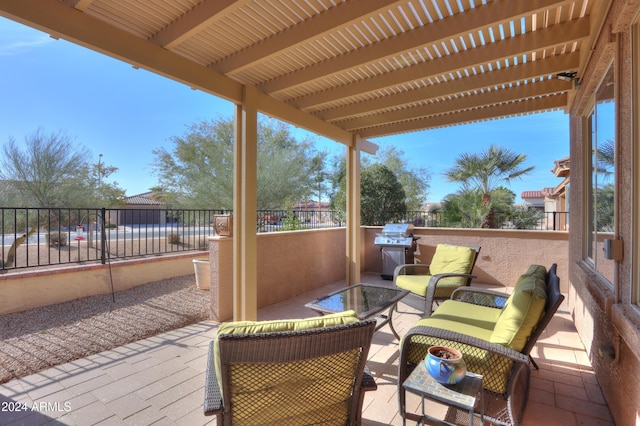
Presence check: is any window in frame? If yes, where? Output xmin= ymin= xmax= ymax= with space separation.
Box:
xmin=634 ymin=21 xmax=640 ymax=307
xmin=586 ymin=64 xmax=616 ymax=285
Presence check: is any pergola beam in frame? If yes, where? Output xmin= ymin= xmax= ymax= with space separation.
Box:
xmin=294 ymin=18 xmax=589 ymax=110
xmin=341 ymin=79 xmax=572 ymax=131
xmin=150 ymin=0 xmax=242 ymax=49
xmin=214 ymin=0 xmax=401 ymax=75
xmin=319 ymin=52 xmax=580 ymax=122
xmin=260 ymin=0 xmax=574 ymax=94
xmin=360 ymin=94 xmax=568 ymax=138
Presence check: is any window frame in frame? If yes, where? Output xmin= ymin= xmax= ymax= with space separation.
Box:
xmin=633 ymin=20 xmax=640 ymax=307
xmin=584 ymin=62 xmax=616 ymax=286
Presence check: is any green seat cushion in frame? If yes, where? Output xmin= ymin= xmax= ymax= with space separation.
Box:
xmin=396 ymin=244 xmax=476 ymax=298
xmin=432 ymin=300 xmax=502 ymax=332
xmin=396 ymin=274 xmax=432 ymax=297
xmin=214 ymin=310 xmax=360 ymax=397
xmin=396 ymin=274 xmax=472 ymax=299
xmin=404 ymin=314 xmax=491 ymax=340
xmin=490 ymin=274 xmax=547 ymax=351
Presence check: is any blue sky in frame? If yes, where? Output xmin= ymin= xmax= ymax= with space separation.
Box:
xmin=0 ymin=17 xmax=569 ymax=204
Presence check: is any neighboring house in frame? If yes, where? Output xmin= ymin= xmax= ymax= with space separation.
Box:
xmin=293 ymin=200 xmax=331 ymax=210
xmin=521 ymin=156 xmax=570 ymax=231
xmin=292 ymin=200 xmax=333 ymax=224
xmin=547 ymin=156 xmax=570 ymax=230
xmin=106 ymin=192 xmax=167 ymax=226
xmin=520 ymin=188 xmax=554 ymax=211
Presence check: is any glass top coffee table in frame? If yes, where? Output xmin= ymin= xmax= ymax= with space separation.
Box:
xmin=305 ymin=283 xmax=409 ymax=339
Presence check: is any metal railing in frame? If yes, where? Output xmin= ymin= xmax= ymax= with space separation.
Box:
xmin=0 ymin=207 xmax=224 ymax=271
xmin=0 ymin=207 xmax=567 ymax=271
xmin=392 ymin=210 xmax=569 ymax=231
xmin=257 ymin=209 xmax=343 ymax=231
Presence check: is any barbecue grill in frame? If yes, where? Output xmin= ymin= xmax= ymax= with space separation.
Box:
xmin=374 ymin=223 xmax=417 ymax=280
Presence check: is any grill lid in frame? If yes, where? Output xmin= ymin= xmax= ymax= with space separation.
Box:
xmin=375 ymin=223 xmax=415 ymax=247
xmin=380 ymin=223 xmax=414 ymax=237
xmin=374 ymin=235 xmax=414 ymax=246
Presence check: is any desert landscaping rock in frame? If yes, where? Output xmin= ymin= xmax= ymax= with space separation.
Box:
xmin=0 ymin=275 xmax=210 ymax=384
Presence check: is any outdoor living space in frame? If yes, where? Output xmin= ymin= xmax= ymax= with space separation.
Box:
xmin=0 ymin=272 xmax=612 ymax=426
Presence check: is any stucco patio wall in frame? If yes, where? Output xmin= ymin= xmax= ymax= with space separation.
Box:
xmin=208 ymin=228 xmax=347 ymax=322
xmin=0 ymin=252 xmax=204 ymax=315
xmin=2 ymin=227 xmax=570 ymax=318
xmin=209 ymin=226 xmax=569 ymax=321
xmin=363 ymin=226 xmax=569 ymax=292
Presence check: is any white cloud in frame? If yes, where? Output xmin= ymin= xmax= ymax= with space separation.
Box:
xmin=0 ymin=18 xmax=53 ymax=56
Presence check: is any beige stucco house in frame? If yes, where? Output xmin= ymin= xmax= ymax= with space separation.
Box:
xmin=103 ymin=191 xmax=167 ymax=226
xmin=522 ymin=156 xmax=570 ymax=230
xmin=1 ymin=1 xmax=640 ymax=424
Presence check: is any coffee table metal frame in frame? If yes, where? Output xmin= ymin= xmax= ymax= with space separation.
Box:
xmin=402 ymin=360 xmax=484 ymax=426
xmin=305 ymin=283 xmax=409 ymax=339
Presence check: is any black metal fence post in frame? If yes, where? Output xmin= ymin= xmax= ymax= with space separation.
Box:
xmin=101 ymin=207 xmax=107 ymax=265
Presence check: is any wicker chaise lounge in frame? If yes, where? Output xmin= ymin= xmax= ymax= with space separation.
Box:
xmin=399 ymin=264 xmax=563 ymax=426
xmin=204 ymin=312 xmax=377 ymax=425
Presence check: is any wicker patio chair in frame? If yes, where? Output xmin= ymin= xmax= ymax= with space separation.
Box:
xmin=398 ymin=264 xmax=563 ymax=426
xmin=204 ymin=319 xmax=377 ymax=425
xmin=394 ymin=244 xmax=480 ymax=316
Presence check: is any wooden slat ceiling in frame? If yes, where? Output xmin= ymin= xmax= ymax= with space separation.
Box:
xmin=1 ymin=0 xmax=608 ymax=141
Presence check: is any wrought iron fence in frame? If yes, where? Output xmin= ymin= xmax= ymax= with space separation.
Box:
xmin=0 ymin=207 xmax=225 ymax=271
xmin=257 ymin=209 xmax=344 ymax=232
xmin=0 ymin=207 xmax=567 ymax=271
xmin=391 ymin=210 xmax=569 ymax=231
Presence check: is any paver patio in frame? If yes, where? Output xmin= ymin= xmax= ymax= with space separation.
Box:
xmin=0 ymin=273 xmax=613 ymax=425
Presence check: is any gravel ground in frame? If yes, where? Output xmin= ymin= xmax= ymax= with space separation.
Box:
xmin=0 ymin=275 xmax=211 ymax=384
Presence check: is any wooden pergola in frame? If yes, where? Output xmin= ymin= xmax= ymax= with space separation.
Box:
xmin=0 ymin=0 xmax=607 ymax=320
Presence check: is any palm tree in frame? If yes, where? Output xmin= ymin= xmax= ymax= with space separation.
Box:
xmin=596 ymin=138 xmax=615 ymax=181
xmin=444 ymin=145 xmax=534 ymax=228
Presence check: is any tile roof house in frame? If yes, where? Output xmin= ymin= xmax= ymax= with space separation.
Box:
xmin=106 ymin=192 xmax=167 ymax=226
xmin=521 ymin=155 xmax=570 ymax=231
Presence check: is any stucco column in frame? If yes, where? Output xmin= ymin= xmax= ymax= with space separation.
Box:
xmin=346 ymin=137 xmax=361 ymax=285
xmin=209 ymin=236 xmax=234 ymax=322
xmin=233 ymin=85 xmax=258 ymax=321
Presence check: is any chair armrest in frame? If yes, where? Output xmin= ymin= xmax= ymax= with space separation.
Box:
xmin=393 ymin=263 xmax=431 ymax=281
xmin=403 ymin=325 xmax=528 ymax=365
xmin=399 ymin=325 xmax=530 ymax=400
xmin=450 ymin=287 xmax=510 ymax=309
xmin=423 ymin=273 xmax=477 ymax=316
xmin=204 ymin=341 xmax=223 ymax=416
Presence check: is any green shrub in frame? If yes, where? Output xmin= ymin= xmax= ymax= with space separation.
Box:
xmin=46 ymin=232 xmax=68 ymax=247
xmin=168 ymin=232 xmax=181 ymax=244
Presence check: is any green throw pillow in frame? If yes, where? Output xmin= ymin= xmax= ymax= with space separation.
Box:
xmin=429 ymin=244 xmax=476 ymax=276
xmin=524 ymin=264 xmax=547 ymax=284
xmin=490 ymin=274 xmax=547 ymax=351
xmin=214 ymin=310 xmax=360 ymax=395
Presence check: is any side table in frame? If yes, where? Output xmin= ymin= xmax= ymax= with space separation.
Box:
xmin=402 ymin=360 xmax=483 ymax=426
